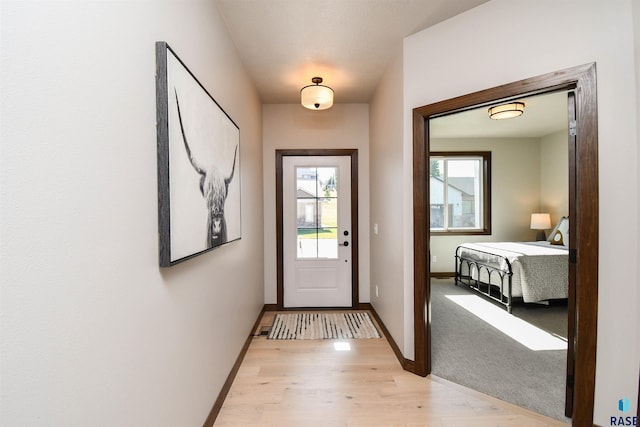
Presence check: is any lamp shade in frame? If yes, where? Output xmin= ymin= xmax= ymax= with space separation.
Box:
xmin=301 ymin=77 xmax=333 ymax=110
xmin=530 ymin=213 xmax=551 ymax=230
xmin=488 ymin=102 xmax=525 ymax=120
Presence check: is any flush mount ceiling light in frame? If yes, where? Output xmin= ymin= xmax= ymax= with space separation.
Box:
xmin=300 ymin=77 xmax=334 ymax=110
xmin=488 ymin=101 xmax=525 ymax=120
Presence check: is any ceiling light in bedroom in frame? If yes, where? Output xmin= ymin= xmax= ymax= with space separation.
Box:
xmin=301 ymin=77 xmax=334 ymax=110
xmin=488 ymin=101 xmax=525 ymax=120
xmin=530 ymin=213 xmax=551 ymax=241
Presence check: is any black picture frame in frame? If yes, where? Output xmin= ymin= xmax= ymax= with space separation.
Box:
xmin=156 ymin=41 xmax=241 ymax=267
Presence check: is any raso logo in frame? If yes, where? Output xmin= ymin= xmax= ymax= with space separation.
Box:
xmin=610 ymin=397 xmax=637 ymax=426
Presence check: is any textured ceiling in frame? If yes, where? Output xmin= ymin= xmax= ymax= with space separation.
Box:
xmin=214 ymin=0 xmax=489 ymax=104
xmin=214 ymin=0 xmax=566 ymax=138
xmin=431 ymin=91 xmax=569 ymax=139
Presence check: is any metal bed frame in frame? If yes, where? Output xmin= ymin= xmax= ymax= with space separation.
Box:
xmin=454 ymin=245 xmax=516 ymax=313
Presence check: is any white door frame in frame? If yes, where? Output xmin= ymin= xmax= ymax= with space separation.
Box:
xmin=276 ymin=149 xmax=359 ymax=309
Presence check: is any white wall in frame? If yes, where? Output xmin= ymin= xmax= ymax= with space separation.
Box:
xmin=540 ymin=130 xmax=569 ymax=224
xmin=429 ymin=137 xmax=541 ymax=273
xmin=369 ymin=50 xmax=408 ymax=354
xmin=262 ymin=104 xmax=370 ymax=305
xmin=635 ymin=0 xmax=640 ymax=411
xmin=404 ymin=0 xmax=639 ymax=423
xmin=0 ymin=2 xmax=264 ymax=426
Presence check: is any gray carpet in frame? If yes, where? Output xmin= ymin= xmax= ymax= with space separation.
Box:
xmin=431 ymin=278 xmax=572 ymax=422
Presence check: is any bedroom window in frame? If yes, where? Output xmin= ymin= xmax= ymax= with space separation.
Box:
xmin=429 ymin=152 xmax=491 ymax=235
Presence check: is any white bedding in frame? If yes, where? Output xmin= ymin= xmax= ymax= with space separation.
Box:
xmin=457 ymin=241 xmax=569 ymax=303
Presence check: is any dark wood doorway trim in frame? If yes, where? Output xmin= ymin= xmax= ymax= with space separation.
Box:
xmin=275 ymin=149 xmax=359 ymax=309
xmin=411 ymin=63 xmax=598 ymax=426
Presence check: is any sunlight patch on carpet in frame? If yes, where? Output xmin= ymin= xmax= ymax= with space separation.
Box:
xmin=444 ymin=294 xmax=567 ymax=351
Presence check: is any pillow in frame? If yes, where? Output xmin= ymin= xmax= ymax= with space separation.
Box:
xmin=550 ymin=229 xmax=565 ymax=246
xmin=547 ymin=216 xmax=569 ymax=245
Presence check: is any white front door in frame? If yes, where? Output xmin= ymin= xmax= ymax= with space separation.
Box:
xmin=283 ymin=156 xmax=352 ymax=307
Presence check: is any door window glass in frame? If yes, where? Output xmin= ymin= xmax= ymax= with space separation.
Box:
xmin=296 ymin=166 xmax=338 ymax=259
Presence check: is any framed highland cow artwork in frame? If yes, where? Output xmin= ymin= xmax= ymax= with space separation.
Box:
xmin=156 ymin=41 xmax=241 ymax=267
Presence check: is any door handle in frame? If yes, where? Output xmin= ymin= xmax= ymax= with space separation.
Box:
xmin=343 ymin=241 xmax=349 ymax=247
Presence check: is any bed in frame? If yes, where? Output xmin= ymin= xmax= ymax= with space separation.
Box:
xmin=454 ymin=217 xmax=569 ymax=313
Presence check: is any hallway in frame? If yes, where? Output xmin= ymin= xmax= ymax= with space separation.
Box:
xmin=213 ymin=311 xmax=568 ymax=426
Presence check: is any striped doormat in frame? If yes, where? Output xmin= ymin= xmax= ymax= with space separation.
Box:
xmin=268 ymin=312 xmax=381 ymax=340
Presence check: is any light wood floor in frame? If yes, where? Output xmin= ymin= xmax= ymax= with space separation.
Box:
xmin=214 ymin=311 xmax=569 ymax=427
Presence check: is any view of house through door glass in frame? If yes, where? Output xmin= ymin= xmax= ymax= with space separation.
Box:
xmin=283 ymin=156 xmax=351 ymax=308
xmin=296 ymin=166 xmax=338 ymax=259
